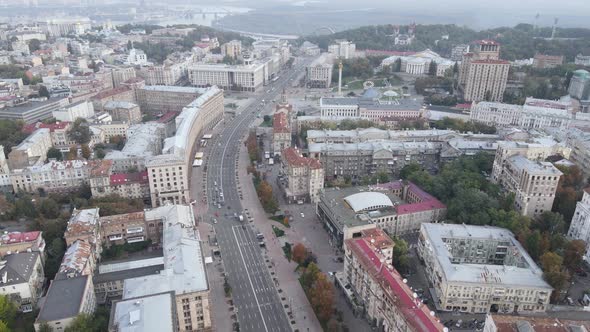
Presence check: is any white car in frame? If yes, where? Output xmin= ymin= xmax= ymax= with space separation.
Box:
xmin=300 ymin=212 xmax=305 ymax=218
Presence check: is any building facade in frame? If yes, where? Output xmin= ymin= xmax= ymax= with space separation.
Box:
xmin=135 ymin=86 xmax=201 ymax=115
xmin=0 ymin=252 xmax=44 ymax=312
xmin=567 ymin=190 xmax=590 ymax=262
xmin=7 ymin=128 xmax=52 ymax=169
xmin=103 ymin=101 xmax=142 ymax=124
xmin=418 ymin=223 xmax=552 ymax=314
xmin=280 ymin=148 xmax=324 ymax=204
xmin=459 ymin=40 xmax=510 ymax=102
xmin=188 ymin=62 xmax=266 ymax=92
xmin=272 ymin=112 xmax=291 ymax=155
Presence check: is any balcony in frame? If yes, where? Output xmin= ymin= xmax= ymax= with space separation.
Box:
xmin=127 ymin=236 xmax=145 ymax=243
xmin=108 ymin=234 xmax=123 ymax=241
xmin=126 ymin=226 xmax=144 ymax=234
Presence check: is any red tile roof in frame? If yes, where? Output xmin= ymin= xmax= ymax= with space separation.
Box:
xmin=156 ymin=111 xmax=180 ymax=123
xmin=350 ymin=238 xmax=444 ymax=332
xmin=92 ymin=86 xmax=131 ymax=100
xmin=110 ymin=171 xmax=148 ymax=186
xmin=89 ymin=159 xmax=113 ymax=177
xmin=283 ymin=147 xmax=322 ymax=170
xmin=22 ymin=121 xmax=70 ymax=134
xmin=273 ymin=112 xmax=290 ymax=133
xmin=0 ymin=231 xmax=41 ymax=245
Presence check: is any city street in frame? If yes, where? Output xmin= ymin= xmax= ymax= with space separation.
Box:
xmin=190 ymin=57 xmax=316 ymax=332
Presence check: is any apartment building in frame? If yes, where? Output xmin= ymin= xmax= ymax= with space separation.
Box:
xmin=90 ymin=121 xmax=129 ymax=141
xmin=91 ymin=171 xmax=150 ymax=201
xmin=64 ymin=208 xmax=101 ymax=259
xmin=187 ymin=62 xmax=266 ymax=92
xmin=451 ymin=44 xmax=470 ymax=61
xmin=306 ymin=128 xmax=457 ymax=145
xmin=109 ymin=292 xmax=177 ymax=332
xmin=380 ymin=49 xmax=455 ymax=77
xmin=280 ymin=147 xmax=324 ymax=204
xmin=34 ymin=275 xmax=96 ymax=331
xmin=0 ymin=252 xmax=44 ymax=312
xmin=0 ymin=146 xmax=9 ymax=189
xmin=136 ymin=63 xmax=185 ymax=86
xmin=272 ymin=112 xmax=291 ymax=155
xmin=0 ymin=98 xmax=69 ymax=123
xmin=99 ymin=210 xmax=162 ymax=248
xmin=568 ymin=69 xmax=590 ymax=101
xmin=418 ymin=223 xmax=552 ymax=314
xmin=91 ymin=86 xmax=135 ymax=111
xmin=328 ymin=40 xmax=356 ymax=59
xmin=0 ymin=231 xmax=46 ymax=257
xmin=459 ymin=40 xmax=510 ymax=102
xmin=308 ymin=140 xmax=440 ymax=180
xmin=317 ymin=181 xmax=446 ymax=248
xmin=470 ymin=97 xmax=572 ymax=130
xmin=491 ymin=139 xmax=566 ymax=217
xmin=122 ymin=205 xmax=211 ymax=332
xmin=7 ymin=128 xmax=52 ymax=169
xmin=221 ymin=40 xmax=242 ymax=58
xmin=483 ymin=314 xmax=590 ymax=332
xmin=10 ymin=159 xmax=112 ymax=194
xmin=305 ymin=54 xmax=333 ymax=88
xmin=135 ymin=85 xmax=201 ymax=115
xmin=103 ymin=101 xmax=142 ymax=124
xmin=52 ymin=100 xmax=95 ymax=122
xmin=342 ymin=228 xmax=445 ymax=331
xmin=575 ymin=54 xmax=590 ymax=67
xmin=148 ymin=87 xmax=223 ymax=206
xmin=567 ymin=190 xmax=590 ymax=261
xmin=532 ymin=54 xmax=564 ymax=69
xmin=565 ymin=128 xmax=590 ymax=174
xmin=57 ymin=240 xmax=96 ymax=278
xmin=104 ymin=122 xmax=166 ymax=173
xmin=109 ymin=67 xmax=136 ymax=88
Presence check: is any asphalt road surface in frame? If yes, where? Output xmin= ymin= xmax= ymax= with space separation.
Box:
xmin=199 ymin=57 xmax=313 ymax=332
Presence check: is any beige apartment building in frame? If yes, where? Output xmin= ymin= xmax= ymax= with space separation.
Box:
xmin=148 ymin=87 xmax=223 ymax=206
xmin=8 ymin=128 xmax=52 ymax=169
xmin=187 ymin=62 xmax=266 ymax=92
xmin=305 ymin=54 xmax=333 ymax=88
xmin=135 ymin=85 xmax=201 ymax=115
xmin=221 ymin=40 xmax=242 ymax=58
xmin=459 ymin=40 xmax=510 ymax=102
xmin=272 ymin=112 xmax=291 ymax=155
xmin=342 ymin=228 xmax=445 ymax=331
xmin=281 ymin=147 xmax=324 ymax=204
xmin=136 ymin=63 xmax=185 ymax=86
xmin=103 ymin=101 xmax=142 ymax=124
xmin=491 ymin=139 xmax=567 ymax=217
xmin=418 ymin=223 xmax=552 ymax=314
xmin=99 ymin=210 xmax=163 ymax=248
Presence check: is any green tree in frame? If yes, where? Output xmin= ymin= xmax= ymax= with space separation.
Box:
xmin=67 ymin=118 xmax=91 ymax=144
xmin=28 ymin=38 xmax=41 ymax=52
xmin=300 ymin=262 xmax=320 ymax=291
xmin=95 ymin=148 xmax=105 ymax=159
xmin=39 ymin=198 xmax=60 ymax=219
xmin=0 ymin=295 xmax=17 ymax=328
xmin=428 ymin=61 xmax=438 ymax=76
xmin=533 ymin=212 xmax=565 ymax=234
xmin=64 ymin=314 xmax=94 ymax=332
xmin=39 ymin=85 xmax=50 ymax=98
xmin=563 ymin=240 xmax=586 ymax=272
xmin=47 ymin=147 xmax=63 ymax=161
xmin=66 ymin=146 xmax=78 ymax=160
xmin=0 ymin=320 xmax=10 ymax=332
xmin=400 ymin=163 xmax=421 ymax=180
xmin=392 ymin=238 xmax=409 ymax=274
xmin=38 ymin=322 xmax=53 ymax=332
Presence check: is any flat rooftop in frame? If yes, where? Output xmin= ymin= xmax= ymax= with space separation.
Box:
xmin=111 ymin=292 xmax=175 ymax=332
xmin=140 ymin=85 xmax=203 ymax=94
xmin=420 ymin=223 xmax=551 ymax=289
xmin=36 ymin=275 xmax=89 ymax=322
xmin=508 ymin=155 xmax=563 ymax=175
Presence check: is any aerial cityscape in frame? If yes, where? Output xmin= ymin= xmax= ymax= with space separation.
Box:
xmin=1 ymin=0 xmax=590 ymax=332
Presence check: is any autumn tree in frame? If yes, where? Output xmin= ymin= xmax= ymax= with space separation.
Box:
xmin=563 ymin=240 xmax=586 ymax=272
xmin=245 ymin=132 xmax=259 ymax=163
xmin=292 ymin=243 xmax=308 ymax=266
xmin=80 ymin=144 xmax=91 ymax=159
xmin=308 ymin=273 xmax=335 ymax=326
xmin=300 ymin=262 xmax=320 ymax=291
xmin=540 ymin=251 xmax=570 ymax=301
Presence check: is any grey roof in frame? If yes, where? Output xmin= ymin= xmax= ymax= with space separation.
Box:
xmin=94 ymin=264 xmax=164 ymax=284
xmin=508 ymin=155 xmax=563 ymax=175
xmin=420 ymin=223 xmax=552 ymax=289
xmin=0 ymin=252 xmax=40 ymax=286
xmin=111 ymin=292 xmax=175 ymax=332
xmin=344 ymin=192 xmax=393 ymax=212
xmin=0 ymin=98 xmax=67 ymax=115
xmin=37 ymin=275 xmax=89 ymax=322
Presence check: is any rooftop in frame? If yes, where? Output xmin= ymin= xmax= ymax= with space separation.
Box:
xmin=489 ymin=314 xmax=590 ymax=332
xmin=273 ymin=112 xmax=290 ymax=133
xmin=508 ymin=155 xmax=563 ymax=175
xmin=104 ymin=100 xmax=138 ymax=110
xmin=420 ymin=223 xmax=551 ymax=289
xmin=140 ymin=85 xmax=203 ymax=94
xmin=344 ymin=192 xmax=393 ymax=212
xmin=346 ymin=234 xmax=444 ymax=331
xmin=12 ymin=128 xmax=50 ymax=151
xmin=110 ymin=171 xmax=148 ymax=186
xmin=57 ymin=240 xmax=92 ymax=277
xmin=22 ymin=121 xmax=69 ymax=134
xmin=36 ymin=275 xmax=90 ymax=322
xmin=111 ymin=292 xmax=175 ymax=332
xmin=99 ymin=211 xmax=145 ymax=227
xmin=0 ymin=231 xmax=42 ymax=245
xmin=123 ymin=205 xmax=208 ymax=299
xmin=66 ymin=208 xmax=100 ymax=236
xmin=282 ymin=147 xmax=322 ymax=169
xmin=0 ymin=252 xmax=40 ymax=286
xmin=92 ymin=86 xmax=131 ymax=100
xmin=0 ymin=98 xmax=67 ymax=115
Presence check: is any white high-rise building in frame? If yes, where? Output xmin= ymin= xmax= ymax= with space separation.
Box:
xmin=124 ymin=49 xmax=149 ymax=66
xmin=328 ymin=40 xmax=356 ymax=59
xmin=567 ymin=190 xmax=590 ymax=262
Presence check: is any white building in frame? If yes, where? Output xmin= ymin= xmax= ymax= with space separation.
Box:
xmin=567 ymin=190 xmax=590 ymax=262
xmin=45 ymin=17 xmax=91 ymax=36
xmin=381 ymin=49 xmax=455 ymax=77
xmin=0 ymin=146 xmax=10 ymax=188
xmin=7 ymin=128 xmax=52 ymax=170
xmin=0 ymin=252 xmax=44 ymax=312
xmin=136 ymin=63 xmax=186 ymax=86
xmin=418 ymin=223 xmax=552 ymax=314
xmin=305 ymin=53 xmax=333 ymax=89
xmin=52 ymin=100 xmax=95 ymax=122
xmin=124 ymin=48 xmax=149 ymax=66
xmin=187 ymin=62 xmax=266 ymax=92
xmin=220 ymin=40 xmax=242 ymax=59
xmin=281 ymin=147 xmax=324 ymax=204
xmin=575 ymin=54 xmax=590 ymax=67
xmin=328 ymin=40 xmax=356 ymax=59
xmin=470 ymin=97 xmax=573 ymax=130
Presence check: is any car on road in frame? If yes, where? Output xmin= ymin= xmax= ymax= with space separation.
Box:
xmin=300 ymin=212 xmax=305 ymax=218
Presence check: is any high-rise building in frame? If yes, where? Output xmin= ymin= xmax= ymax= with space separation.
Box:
xmin=567 ymin=190 xmax=590 ymax=262
xmin=220 ymin=40 xmax=242 ymax=59
xmin=305 ymin=53 xmax=333 ymax=88
xmin=328 ymin=40 xmax=356 ymax=59
xmin=281 ymin=148 xmax=324 ymax=204
xmin=459 ymin=40 xmax=510 ymax=102
xmin=568 ymin=69 xmax=590 ymax=100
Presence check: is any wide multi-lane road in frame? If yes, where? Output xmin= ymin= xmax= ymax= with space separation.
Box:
xmin=198 ymin=58 xmax=312 ymax=332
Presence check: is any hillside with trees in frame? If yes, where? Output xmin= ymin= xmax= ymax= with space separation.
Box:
xmin=302 ymin=23 xmax=590 ymax=61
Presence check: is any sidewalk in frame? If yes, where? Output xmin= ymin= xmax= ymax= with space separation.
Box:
xmin=236 ymin=142 xmax=323 ymax=332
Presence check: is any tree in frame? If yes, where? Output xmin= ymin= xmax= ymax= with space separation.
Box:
xmin=66 ymin=146 xmax=78 ymax=160
xmin=400 ymin=163 xmax=421 ymax=180
xmin=81 ymin=144 xmax=91 ymax=159
xmin=263 ymin=115 xmax=271 ymax=123
xmin=393 ymin=58 xmax=402 ymax=72
xmin=67 ymin=118 xmax=91 ymax=144
xmin=563 ymin=240 xmax=586 ymax=272
xmin=39 ymin=85 xmax=50 ymax=98
xmin=300 ymin=262 xmax=320 ymax=291
xmin=28 ymin=38 xmax=41 ymax=52
xmin=37 ymin=323 xmax=53 ymax=332
xmin=64 ymin=314 xmax=94 ymax=332
xmin=534 ymin=211 xmax=565 ymax=234
xmin=47 ymin=147 xmax=63 ymax=161
xmin=0 ymin=320 xmax=10 ymax=332
xmin=428 ymin=61 xmax=438 ymax=76
xmin=392 ymin=238 xmax=409 ymax=274
xmin=109 ymin=135 xmax=125 ymax=150
xmin=39 ymin=198 xmax=60 ymax=219
xmin=0 ymin=295 xmax=16 ymax=328
xmin=292 ymin=243 xmax=308 ymax=266
xmin=95 ymin=148 xmax=105 ymax=159
xmin=308 ymin=273 xmax=335 ymax=325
